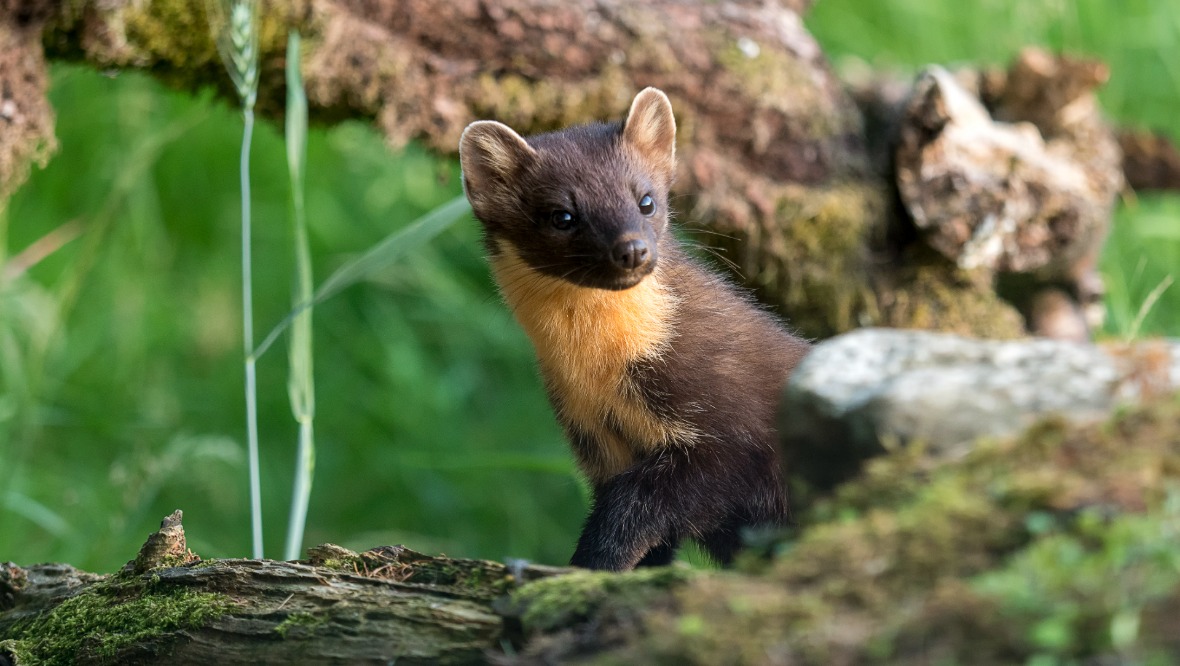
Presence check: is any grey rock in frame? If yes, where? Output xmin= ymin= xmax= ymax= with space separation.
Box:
xmin=778 ymin=328 xmax=1179 ymax=492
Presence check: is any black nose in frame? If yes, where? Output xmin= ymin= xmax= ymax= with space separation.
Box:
xmin=610 ymin=238 xmax=650 ymax=270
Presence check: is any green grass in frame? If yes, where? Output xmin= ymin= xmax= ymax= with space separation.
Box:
xmin=0 ymin=66 xmax=577 ymax=570
xmin=1 ymin=1 xmax=1179 ymax=573
xmin=1104 ymin=196 xmax=1180 ymax=337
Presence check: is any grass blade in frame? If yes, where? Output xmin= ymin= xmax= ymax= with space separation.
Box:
xmin=1127 ymin=274 xmax=1174 ymax=340
xmin=210 ymin=0 xmax=264 ymax=559
xmin=2 ymin=490 xmax=70 ymax=537
xmin=253 ymin=194 xmax=470 ymax=360
xmin=283 ymin=30 xmax=315 ymax=562
xmin=241 ymin=108 xmax=263 ymax=560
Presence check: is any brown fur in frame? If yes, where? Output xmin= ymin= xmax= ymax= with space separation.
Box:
xmin=460 ymin=88 xmax=811 ymax=570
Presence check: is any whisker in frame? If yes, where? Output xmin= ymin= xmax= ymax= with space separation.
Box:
xmin=681 ymin=226 xmax=739 ymax=243
xmin=700 ymin=247 xmax=744 ymax=277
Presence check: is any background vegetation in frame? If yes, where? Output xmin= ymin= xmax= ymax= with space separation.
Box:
xmin=1 ymin=0 xmax=1177 ymax=572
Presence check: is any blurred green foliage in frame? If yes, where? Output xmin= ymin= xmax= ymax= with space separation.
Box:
xmin=0 ymin=67 xmax=578 ymax=570
xmin=975 ymin=497 xmax=1180 ymax=660
xmin=1 ymin=0 xmax=1178 ymax=572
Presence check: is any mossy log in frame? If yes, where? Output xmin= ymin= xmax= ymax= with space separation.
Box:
xmin=1 ymin=0 xmax=1143 ymax=340
xmin=0 ymin=511 xmax=565 ymax=664
xmin=5 ymin=399 xmax=1180 ymax=664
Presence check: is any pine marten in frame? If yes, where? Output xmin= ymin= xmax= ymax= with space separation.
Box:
xmin=459 ymin=88 xmax=811 ymax=571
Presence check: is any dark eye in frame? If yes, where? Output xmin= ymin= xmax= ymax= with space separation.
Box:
xmin=550 ymin=210 xmax=576 ymax=231
xmin=638 ymin=194 xmax=656 ymax=216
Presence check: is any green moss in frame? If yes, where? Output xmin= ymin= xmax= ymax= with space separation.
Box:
xmin=732 ymin=182 xmax=883 ymax=337
xmin=880 ymin=258 xmax=1026 ymax=339
xmin=340 ymin=554 xmax=512 ymax=600
xmin=715 ymin=36 xmax=857 ymax=141
xmin=405 ymin=559 xmax=507 ymax=595
xmin=970 ymin=497 xmax=1180 ymax=658
xmin=676 ymin=613 xmax=707 ymax=636
xmin=309 ymin=548 xmax=514 ymax=599
xmin=472 ymin=68 xmax=630 ymax=137
xmin=788 ymin=399 xmax=1180 ymax=661
xmin=121 ymin=0 xmax=294 ymax=69
xmin=314 ymin=556 xmax=362 ymax=572
xmin=115 ymin=0 xmax=298 ymax=103
xmin=0 ymin=638 xmax=32 ymax=665
xmin=4 ymin=579 xmax=233 ymax=665
xmin=717 ymin=175 xmax=1029 ymax=340
xmin=404 ymin=561 xmax=463 ymax=585
xmin=155 ymin=556 xmax=182 ymax=570
xmin=123 ymin=0 xmax=220 ymax=71
xmin=564 ymin=399 xmax=1180 ymax=664
xmin=511 ymin=567 xmax=691 ymax=633
xmin=274 ymin=611 xmax=326 ymax=639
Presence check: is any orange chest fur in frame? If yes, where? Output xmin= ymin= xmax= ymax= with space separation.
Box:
xmin=489 ymin=247 xmax=697 ymax=481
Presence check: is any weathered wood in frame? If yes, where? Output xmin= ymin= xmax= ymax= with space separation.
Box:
xmin=0 ymin=515 xmax=566 ymax=665
xmin=1120 ymin=128 xmax=1180 ymax=191
xmin=0 ymin=2 xmax=1147 ymax=341
xmin=0 ymin=0 xmax=56 ymax=203
xmin=897 ymin=60 xmax=1117 ymax=277
xmin=894 ymin=50 xmax=1121 ymax=339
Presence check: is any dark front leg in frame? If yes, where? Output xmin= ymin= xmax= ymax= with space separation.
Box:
xmin=636 ymin=540 xmax=679 ymax=568
xmin=572 ymin=533 xmax=677 ymax=571
xmin=698 ymin=523 xmax=743 ymax=566
xmin=569 ymin=475 xmax=670 ymax=571
xmin=569 ymin=442 xmax=788 ymax=571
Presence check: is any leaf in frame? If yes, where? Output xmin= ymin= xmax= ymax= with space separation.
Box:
xmin=284 ymin=29 xmax=316 ymax=562
xmin=253 ymin=195 xmax=471 ymax=360
xmin=3 ymin=491 xmax=71 ymax=537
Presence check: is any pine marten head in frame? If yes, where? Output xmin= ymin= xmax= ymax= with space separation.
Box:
xmin=459 ymin=88 xmax=677 ymax=291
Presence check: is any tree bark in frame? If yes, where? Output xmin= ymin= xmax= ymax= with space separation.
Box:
xmin=0 ymin=512 xmax=569 ymax=664
xmin=891 ymin=50 xmax=1121 ymax=341
xmin=0 ymin=0 xmax=55 ymax=203
xmin=0 ymin=0 xmax=1137 ymax=340
xmin=1120 ymin=128 xmax=1180 ymax=192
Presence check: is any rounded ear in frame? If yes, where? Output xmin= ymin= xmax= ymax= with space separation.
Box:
xmin=623 ymin=87 xmax=676 ymax=179
xmin=459 ymin=120 xmax=537 ymax=198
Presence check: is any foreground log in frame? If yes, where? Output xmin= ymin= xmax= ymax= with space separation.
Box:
xmin=6 ymin=389 xmax=1180 ymax=664
xmin=1 ymin=0 xmax=1148 ymax=340
xmin=0 ymin=512 xmax=568 ymax=664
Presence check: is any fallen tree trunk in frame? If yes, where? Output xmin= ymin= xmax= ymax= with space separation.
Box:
xmin=0 ymin=512 xmax=568 ymax=664
xmin=6 ymin=377 xmax=1180 ymax=665
xmin=1 ymin=0 xmax=1144 ymax=340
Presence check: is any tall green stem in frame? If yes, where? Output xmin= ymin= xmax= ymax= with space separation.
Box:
xmin=283 ymin=30 xmax=315 ymax=561
xmin=240 ymin=106 xmax=263 ymax=560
